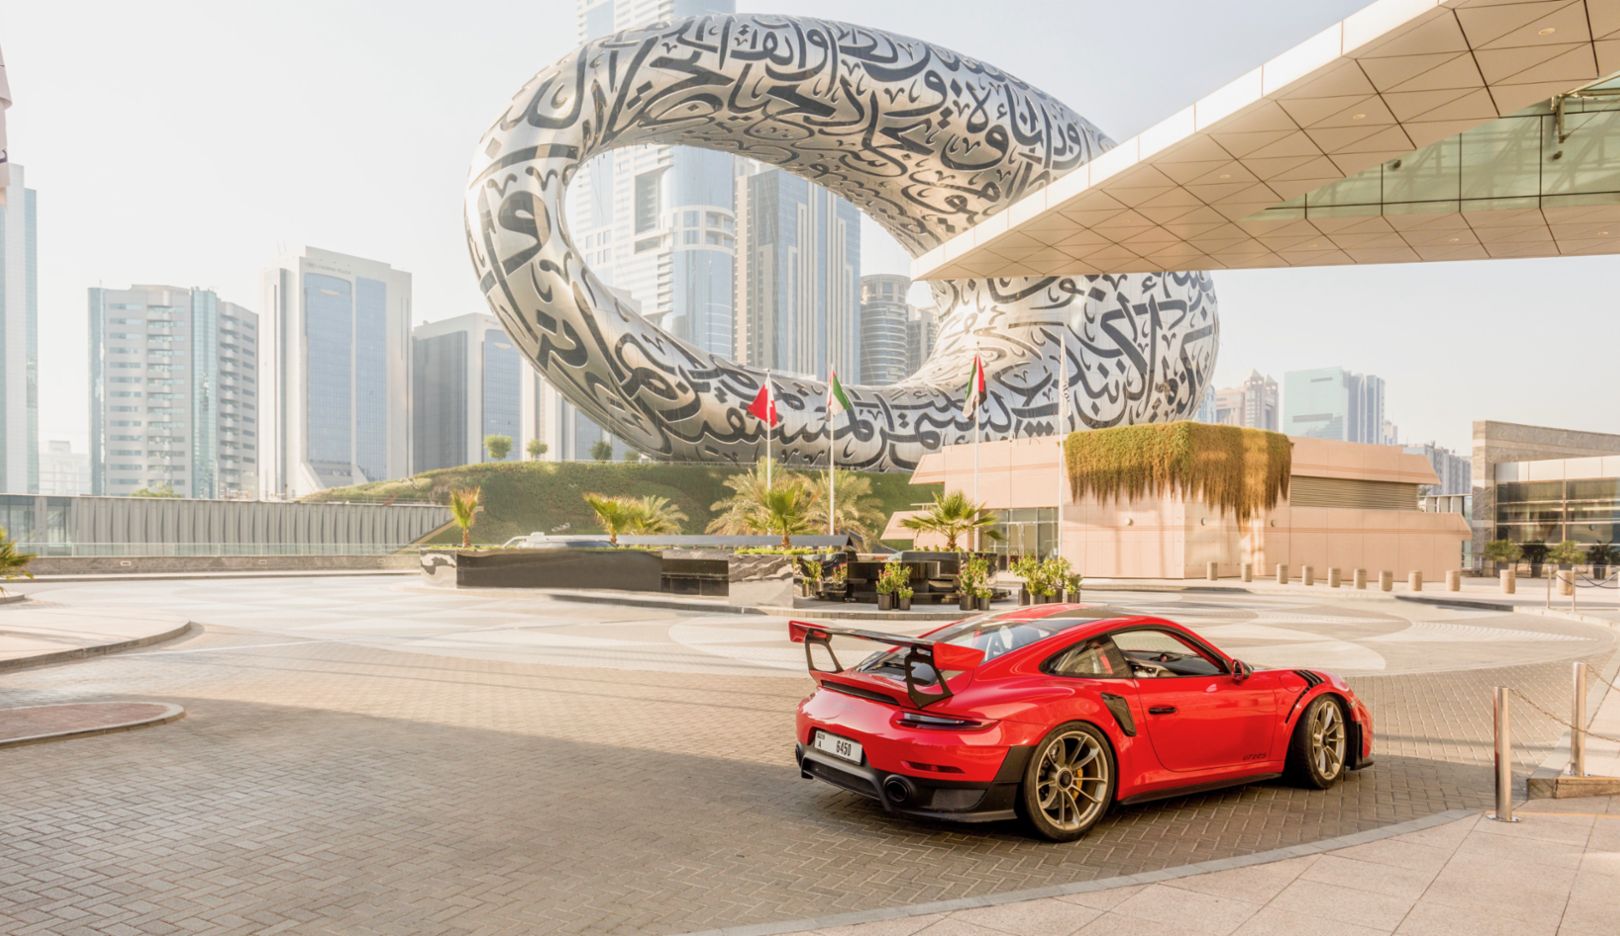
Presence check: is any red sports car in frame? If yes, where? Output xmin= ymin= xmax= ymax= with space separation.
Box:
xmin=791 ymin=604 xmax=1372 ymax=841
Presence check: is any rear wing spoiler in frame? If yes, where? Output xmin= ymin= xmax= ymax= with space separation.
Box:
xmin=788 ymin=620 xmax=985 ymax=708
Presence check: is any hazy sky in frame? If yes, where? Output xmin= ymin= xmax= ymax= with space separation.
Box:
xmin=3 ymin=0 xmax=1615 ymax=454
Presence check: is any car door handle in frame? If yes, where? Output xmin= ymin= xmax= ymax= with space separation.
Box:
xmin=1148 ymin=705 xmax=1178 ymax=715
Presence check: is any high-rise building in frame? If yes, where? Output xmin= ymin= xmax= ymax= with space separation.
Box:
xmin=549 ymin=0 xmax=738 ymax=460
xmin=89 ymin=284 xmax=258 ymax=498
xmin=261 ymin=247 xmax=411 ymax=499
xmin=739 ymin=169 xmax=861 ymax=379
xmin=1283 ymin=367 xmax=1385 ymax=444
xmin=1404 ymin=441 xmax=1471 ymax=496
xmin=0 ymin=163 xmax=36 ymax=493
xmin=905 ymin=305 xmax=940 ymax=377
xmin=38 ymin=440 xmax=89 ymax=496
xmin=412 ymin=313 xmax=545 ymax=472
xmin=859 ymin=275 xmax=910 ymax=385
xmin=1209 ymin=370 xmax=1279 ymax=430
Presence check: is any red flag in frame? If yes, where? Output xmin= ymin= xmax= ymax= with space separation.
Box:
xmin=746 ymin=382 xmax=780 ymax=426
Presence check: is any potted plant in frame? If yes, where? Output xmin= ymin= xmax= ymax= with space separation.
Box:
xmin=957 ymin=555 xmax=989 ymax=611
xmin=973 ymin=581 xmax=993 ymax=611
xmin=1524 ymin=543 xmax=1548 ymax=578
xmin=1483 ymin=539 xmax=1523 ymax=575
xmin=1547 ymin=540 xmax=1585 ymax=571
xmin=1037 ymin=557 xmax=1071 ymax=604
xmin=876 ymin=558 xmax=910 ymax=611
xmin=1589 ymin=544 xmax=1617 ymax=580
xmin=798 ymin=556 xmax=824 ymax=597
xmin=1010 ymin=556 xmax=1041 ymax=606
xmin=1063 ymin=573 xmax=1083 ymax=603
xmin=897 ymin=581 xmax=915 ymax=612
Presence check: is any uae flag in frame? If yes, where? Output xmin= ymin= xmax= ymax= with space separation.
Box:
xmin=826 ymin=370 xmax=853 ymax=423
xmin=961 ymin=354 xmax=986 ymax=417
xmin=746 ymin=381 xmax=780 ymax=426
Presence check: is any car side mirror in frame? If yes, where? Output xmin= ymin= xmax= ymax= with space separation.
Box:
xmin=1231 ymin=659 xmax=1252 ymax=683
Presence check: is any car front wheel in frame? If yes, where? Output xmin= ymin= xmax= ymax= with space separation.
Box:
xmin=1289 ymin=695 xmax=1348 ymax=789
xmin=1018 ymin=721 xmax=1115 ymax=842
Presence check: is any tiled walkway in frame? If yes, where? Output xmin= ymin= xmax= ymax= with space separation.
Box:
xmin=772 ymin=797 xmax=1620 ymax=936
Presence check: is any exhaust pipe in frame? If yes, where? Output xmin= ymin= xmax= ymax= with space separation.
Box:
xmin=882 ymin=775 xmax=916 ymax=805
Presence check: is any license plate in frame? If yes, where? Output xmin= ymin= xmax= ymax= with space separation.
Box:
xmin=814 ymin=731 xmax=863 ymax=764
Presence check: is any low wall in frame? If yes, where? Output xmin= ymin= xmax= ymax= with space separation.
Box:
xmin=29 ymin=554 xmax=419 ymax=575
xmin=420 ymin=548 xmax=665 ymax=591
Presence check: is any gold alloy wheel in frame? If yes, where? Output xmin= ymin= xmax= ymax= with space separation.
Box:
xmin=1035 ymin=730 xmax=1110 ymax=832
xmin=1310 ymin=700 xmax=1347 ymax=780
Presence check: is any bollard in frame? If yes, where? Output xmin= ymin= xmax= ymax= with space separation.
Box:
xmin=1379 ymin=570 xmax=1393 ymax=592
xmin=1328 ymin=567 xmax=1341 ymax=588
xmin=1275 ymin=563 xmax=1288 ymax=585
xmin=1558 ymin=570 xmax=1575 ymax=597
xmin=1302 ymin=565 xmax=1314 ymax=587
xmin=1241 ymin=563 xmax=1253 ymax=583
xmin=1500 ymin=567 xmax=1516 ymax=595
xmin=1408 ymin=571 xmax=1423 ymax=592
xmin=1572 ymin=661 xmax=1588 ymax=778
xmin=1489 ymin=687 xmax=1517 ymax=822
xmin=1354 ymin=568 xmax=1367 ymax=590
xmin=1446 ymin=570 xmax=1461 ymax=592
xmin=1206 ymin=560 xmax=1219 ymax=582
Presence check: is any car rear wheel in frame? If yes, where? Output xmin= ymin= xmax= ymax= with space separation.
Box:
xmin=1018 ymin=721 xmax=1115 ymax=842
xmin=1288 ymin=695 xmax=1348 ymax=789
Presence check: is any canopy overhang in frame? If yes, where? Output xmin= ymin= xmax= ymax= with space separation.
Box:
xmin=914 ymin=0 xmax=1620 ymax=278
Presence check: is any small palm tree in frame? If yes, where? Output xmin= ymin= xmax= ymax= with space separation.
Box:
xmin=0 ymin=527 xmax=35 ymax=594
xmin=584 ymin=492 xmax=638 ymax=545
xmin=708 ymin=458 xmax=789 ymax=535
xmin=448 ymin=487 xmax=482 ymax=548
xmin=753 ymin=482 xmax=817 ymax=548
xmin=900 ymin=490 xmax=1001 ymax=552
xmin=633 ymin=495 xmax=686 ymax=535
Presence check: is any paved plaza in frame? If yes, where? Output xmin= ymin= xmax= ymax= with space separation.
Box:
xmin=0 ymin=576 xmax=1616 ymax=934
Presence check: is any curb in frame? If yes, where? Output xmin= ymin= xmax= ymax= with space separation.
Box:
xmin=679 ymin=808 xmax=1479 ymax=936
xmin=544 ymin=591 xmax=761 ymax=616
xmin=0 ymin=701 xmax=186 ymax=749
xmin=758 ymin=605 xmax=968 ymax=622
xmin=0 ymin=620 xmax=197 ymax=674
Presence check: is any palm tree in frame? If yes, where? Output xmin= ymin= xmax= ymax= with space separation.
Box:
xmin=448 ymin=487 xmax=482 ymax=548
xmin=0 ymin=527 xmax=34 ymax=594
xmin=812 ymin=469 xmax=883 ymax=539
xmin=753 ymin=482 xmax=817 ymax=548
xmin=900 ymin=490 xmax=1002 ymax=552
xmin=633 ymin=495 xmax=687 ymax=535
xmin=584 ymin=492 xmax=639 ymax=545
xmin=707 ymin=458 xmax=790 ymax=535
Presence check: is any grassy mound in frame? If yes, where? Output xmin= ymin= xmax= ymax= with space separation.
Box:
xmin=303 ymin=461 xmax=933 ymax=546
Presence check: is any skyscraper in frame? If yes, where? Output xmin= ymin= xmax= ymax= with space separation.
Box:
xmin=1283 ymin=367 xmax=1385 ymax=444
xmin=905 ymin=305 xmax=940 ymax=378
xmin=89 ymin=284 xmax=258 ymax=498
xmin=261 ymin=247 xmax=411 ymax=499
xmin=859 ymin=275 xmax=910 ymax=385
xmin=1210 ymin=370 xmax=1279 ymax=430
xmin=0 ymin=163 xmax=36 ymax=493
xmin=559 ymin=0 xmax=737 ymax=459
xmin=739 ymin=169 xmax=861 ymax=379
xmin=1404 ymin=441 xmax=1471 ymax=496
xmin=412 ymin=313 xmax=544 ymax=472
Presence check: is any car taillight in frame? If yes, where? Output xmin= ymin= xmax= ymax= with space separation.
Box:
xmin=895 ymin=711 xmax=993 ymax=730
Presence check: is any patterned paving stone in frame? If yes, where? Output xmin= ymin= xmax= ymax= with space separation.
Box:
xmin=0 ymin=579 xmax=1611 ymax=934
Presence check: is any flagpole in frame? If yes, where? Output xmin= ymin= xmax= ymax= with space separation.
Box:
xmin=764 ymin=369 xmax=773 ymax=490
xmin=828 ymin=393 xmax=836 ymax=537
xmin=1056 ymin=328 xmax=1067 ymax=561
